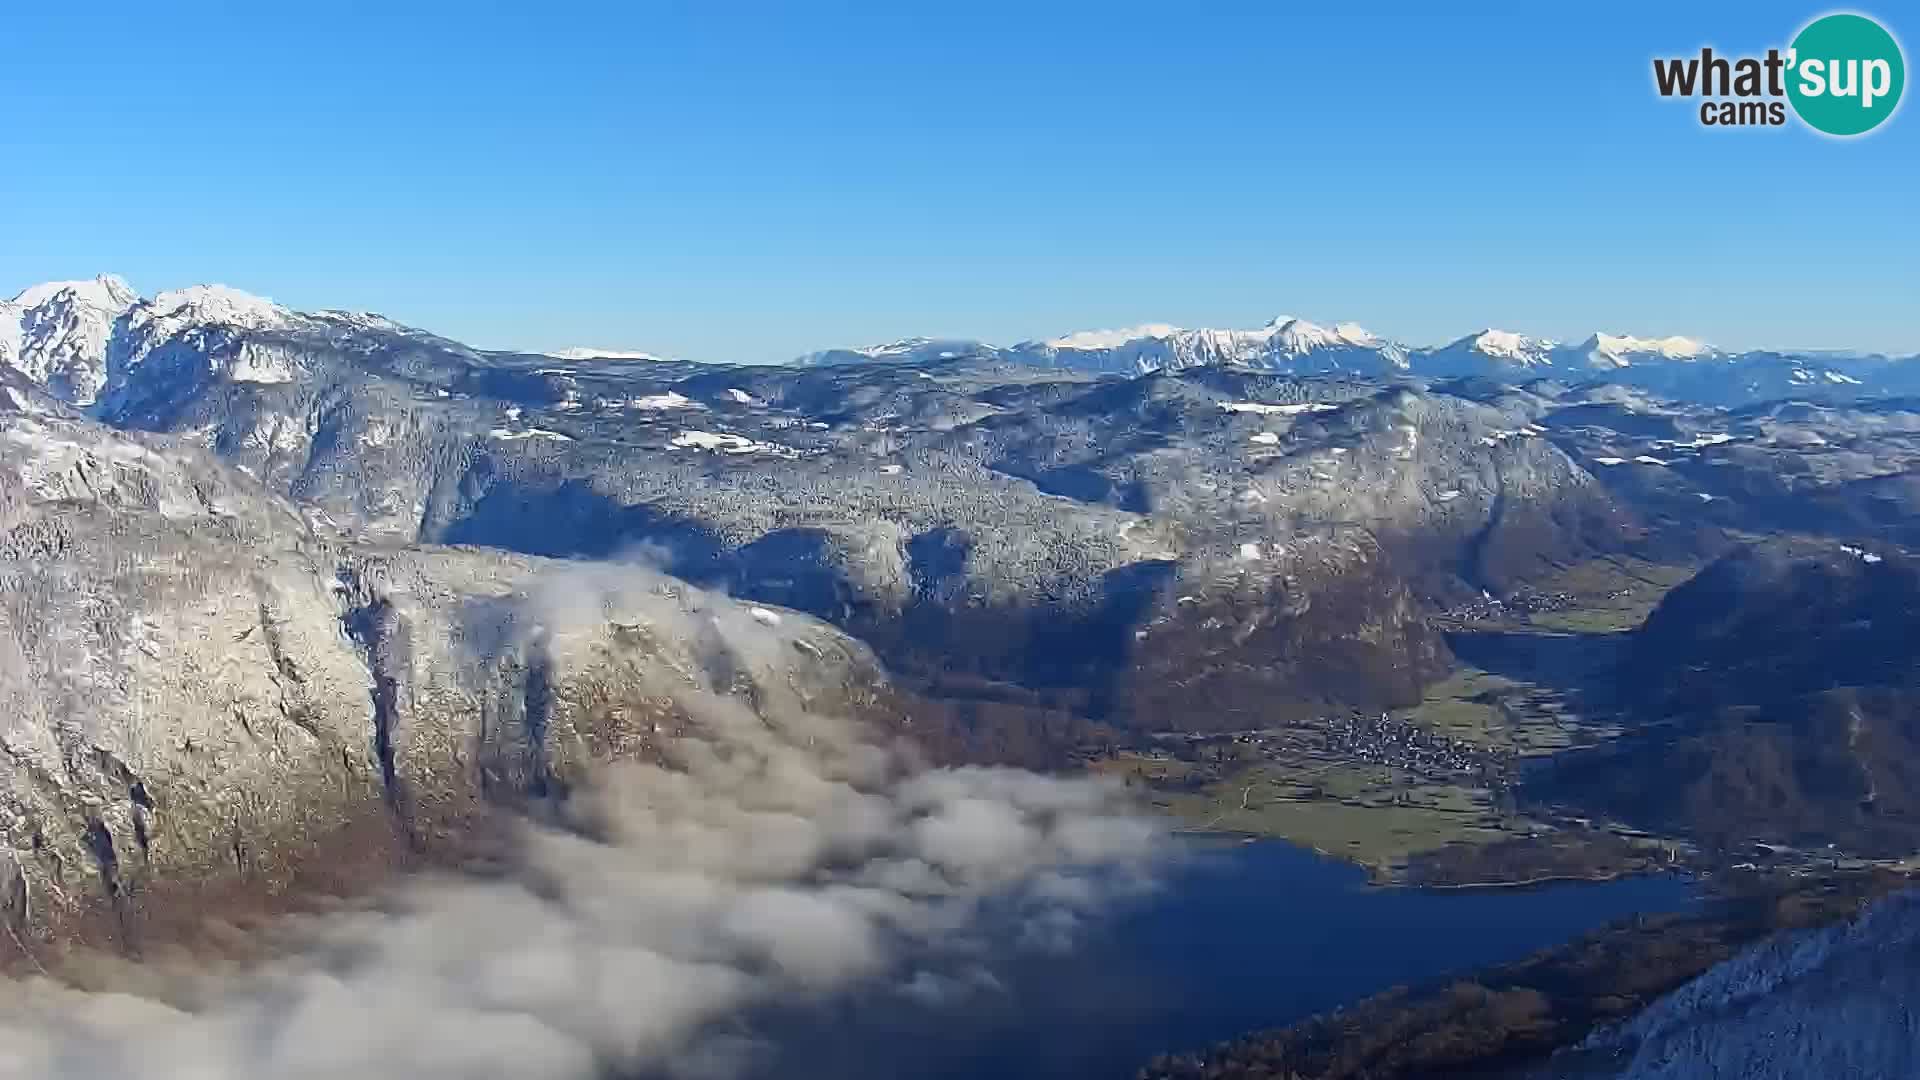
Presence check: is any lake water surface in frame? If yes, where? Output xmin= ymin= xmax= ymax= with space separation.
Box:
xmin=758 ymin=839 xmax=1694 ymax=1080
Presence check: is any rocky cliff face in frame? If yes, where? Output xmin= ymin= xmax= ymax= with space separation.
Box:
xmin=0 ymin=399 xmax=905 ymax=953
xmin=1 ymin=383 xmax=370 ymax=943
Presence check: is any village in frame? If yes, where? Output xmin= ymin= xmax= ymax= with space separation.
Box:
xmin=1114 ymin=708 xmax=1511 ymax=795
xmin=1439 ymin=587 xmax=1585 ymax=624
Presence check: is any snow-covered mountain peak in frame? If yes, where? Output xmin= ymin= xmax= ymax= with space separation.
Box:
xmin=103 ymin=285 xmax=301 ymax=386
xmin=1466 ymin=328 xmax=1558 ymax=364
xmin=1582 ymin=332 xmax=1714 ymax=367
xmin=1042 ymin=323 xmax=1183 ymax=351
xmin=1443 ymin=328 xmax=1559 ymax=365
xmin=793 ymin=336 xmax=992 ymax=367
xmin=547 ymin=347 xmax=673 ymax=362
xmin=1 ymin=274 xmax=143 ymax=405
xmin=95 ymin=285 xmax=308 ymax=402
xmin=139 ymin=284 xmax=293 ymax=331
xmin=312 ymin=309 xmax=418 ymax=335
xmin=1004 ymin=315 xmax=1408 ymax=374
xmin=852 ymin=337 xmax=958 ymax=359
xmin=0 ymin=276 xmax=422 ymax=410
xmin=1263 ymin=316 xmax=1385 ymax=356
xmin=1411 ymin=329 xmax=1560 ymax=376
xmin=8 ymin=273 xmax=139 ymax=312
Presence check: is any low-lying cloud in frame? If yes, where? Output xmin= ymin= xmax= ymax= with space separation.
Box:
xmin=0 ymin=563 xmax=1163 ymax=1079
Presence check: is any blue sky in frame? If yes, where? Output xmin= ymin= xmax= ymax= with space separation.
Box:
xmin=3 ymin=2 xmax=1913 ymax=362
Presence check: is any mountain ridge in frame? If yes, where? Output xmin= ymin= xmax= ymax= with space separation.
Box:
xmin=7 ymin=275 xmax=1917 ymax=413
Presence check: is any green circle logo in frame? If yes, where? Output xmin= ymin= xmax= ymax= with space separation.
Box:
xmin=1787 ymin=13 xmax=1905 ymax=136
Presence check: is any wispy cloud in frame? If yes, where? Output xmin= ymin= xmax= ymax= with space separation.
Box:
xmin=0 ymin=563 xmax=1163 ymax=1080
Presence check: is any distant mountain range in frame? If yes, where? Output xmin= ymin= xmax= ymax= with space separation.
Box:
xmin=5 ymin=276 xmax=1916 ymax=414
xmin=796 ymin=318 xmax=1918 ymax=404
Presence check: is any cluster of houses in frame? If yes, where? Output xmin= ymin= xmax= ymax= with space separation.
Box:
xmin=1441 ymin=588 xmax=1582 ymax=623
xmin=1316 ymin=710 xmax=1499 ymax=780
xmin=1132 ymin=709 xmax=1505 ymax=790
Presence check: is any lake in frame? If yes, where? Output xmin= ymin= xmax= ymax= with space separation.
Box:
xmin=752 ymin=838 xmax=1695 ymax=1080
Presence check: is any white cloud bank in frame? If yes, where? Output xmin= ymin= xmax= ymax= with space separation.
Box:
xmin=0 ymin=565 xmax=1162 ymax=1080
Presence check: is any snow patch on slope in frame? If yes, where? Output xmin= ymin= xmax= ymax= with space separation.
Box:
xmin=489 ymin=427 xmax=574 ymax=442
xmin=1220 ymin=401 xmax=1338 ymax=416
xmin=624 ymin=391 xmax=699 ymax=411
xmin=546 ymin=347 xmax=672 ymax=361
xmin=669 ymin=430 xmax=800 ymax=457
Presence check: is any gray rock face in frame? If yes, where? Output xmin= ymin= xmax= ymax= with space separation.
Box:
xmin=0 ymin=403 xmax=899 ymax=949
xmin=1 ymin=401 xmax=368 ymax=938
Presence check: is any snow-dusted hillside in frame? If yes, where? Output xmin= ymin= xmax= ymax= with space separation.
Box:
xmin=1570 ymin=889 xmax=1920 ymax=1079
